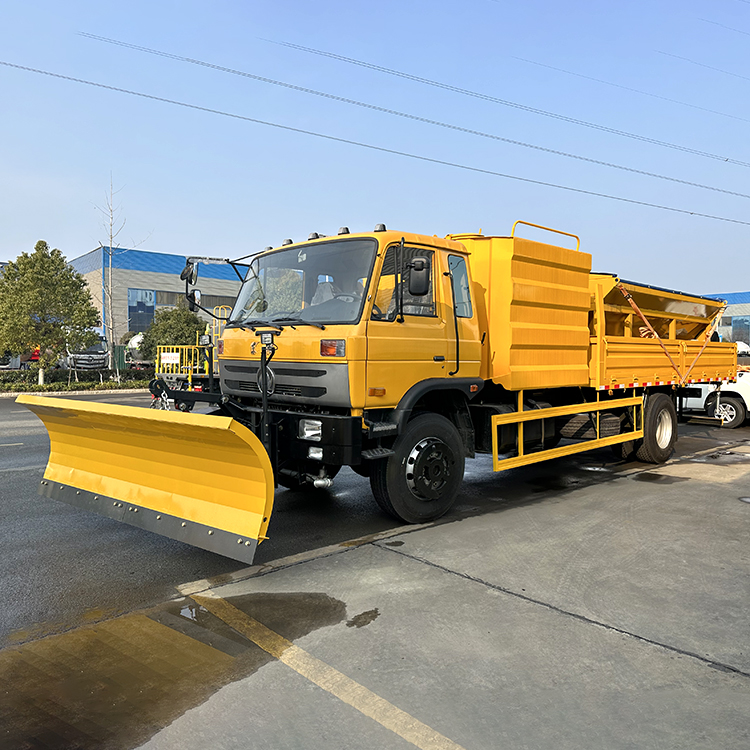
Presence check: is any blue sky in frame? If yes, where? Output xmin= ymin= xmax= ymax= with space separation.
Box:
xmin=1 ymin=0 xmax=748 ymax=293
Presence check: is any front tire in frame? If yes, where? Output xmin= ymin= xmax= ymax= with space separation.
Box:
xmin=636 ymin=393 xmax=677 ymax=463
xmin=370 ymin=413 xmax=464 ymax=523
xmin=707 ymin=395 xmax=746 ymax=429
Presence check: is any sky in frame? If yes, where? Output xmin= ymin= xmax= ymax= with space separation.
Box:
xmin=1 ymin=0 xmax=748 ymax=294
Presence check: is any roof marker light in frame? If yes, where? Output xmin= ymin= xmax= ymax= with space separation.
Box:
xmin=374 ymin=223 xmax=386 ymax=232
xmin=282 ymin=239 xmax=293 ymax=246
xmin=338 ymin=227 xmax=350 ymax=235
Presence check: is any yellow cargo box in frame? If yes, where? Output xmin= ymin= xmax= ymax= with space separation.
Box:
xmin=450 ymin=225 xmax=592 ymax=391
xmin=588 ymin=274 xmax=736 ymax=389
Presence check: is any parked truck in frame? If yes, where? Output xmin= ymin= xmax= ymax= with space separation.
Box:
xmin=19 ymin=222 xmax=737 ymax=563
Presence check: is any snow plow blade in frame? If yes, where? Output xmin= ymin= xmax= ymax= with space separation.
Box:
xmin=17 ymin=395 xmax=274 ymax=564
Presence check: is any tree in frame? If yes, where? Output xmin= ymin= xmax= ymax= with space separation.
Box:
xmin=0 ymin=241 xmax=100 ymax=384
xmin=139 ymin=302 xmax=205 ymax=361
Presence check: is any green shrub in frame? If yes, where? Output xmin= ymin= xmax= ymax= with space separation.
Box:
xmin=0 ymin=369 xmax=153 ymax=392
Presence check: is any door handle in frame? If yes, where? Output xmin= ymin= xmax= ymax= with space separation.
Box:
xmin=433 ymin=356 xmax=445 ymax=362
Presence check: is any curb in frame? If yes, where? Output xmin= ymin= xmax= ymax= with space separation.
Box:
xmin=0 ymin=388 xmax=150 ymax=399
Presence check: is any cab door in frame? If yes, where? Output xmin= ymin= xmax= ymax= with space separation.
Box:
xmin=365 ymin=244 xmax=450 ymax=409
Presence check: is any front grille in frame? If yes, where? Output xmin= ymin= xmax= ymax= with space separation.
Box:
xmin=225 ymin=379 xmax=326 ymax=398
xmin=223 ymin=364 xmax=326 ymax=378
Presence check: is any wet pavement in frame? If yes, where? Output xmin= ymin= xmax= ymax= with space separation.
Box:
xmin=1 ymin=396 xmax=749 ymax=748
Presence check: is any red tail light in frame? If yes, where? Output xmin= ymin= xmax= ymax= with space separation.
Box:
xmin=217 ymin=339 xmax=224 ymax=355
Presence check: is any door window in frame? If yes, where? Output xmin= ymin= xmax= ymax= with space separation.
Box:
xmin=448 ymin=255 xmax=473 ymax=318
xmin=371 ymin=246 xmax=435 ymax=320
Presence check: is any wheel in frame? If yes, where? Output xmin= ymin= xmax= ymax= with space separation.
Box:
xmin=707 ymin=395 xmax=746 ymax=429
xmin=611 ymin=410 xmax=638 ymax=461
xmin=611 ymin=440 xmax=637 ymax=461
xmin=636 ymin=393 xmax=677 ymax=463
xmin=369 ymin=413 xmax=464 ymax=523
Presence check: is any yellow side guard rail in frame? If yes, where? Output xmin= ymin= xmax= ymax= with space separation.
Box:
xmin=18 ymin=395 xmax=274 ymax=563
xmin=492 ymin=392 xmax=643 ymax=472
xmin=158 ymin=345 xmax=210 ymax=374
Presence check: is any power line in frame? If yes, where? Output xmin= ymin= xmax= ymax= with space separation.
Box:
xmin=700 ymin=18 xmax=750 ymax=37
xmin=2 ymin=59 xmax=750 ymax=228
xmin=658 ymin=50 xmax=750 ymax=84
xmin=260 ymin=38 xmax=750 ymax=169
xmin=77 ymin=33 xmax=750 ymax=200
xmin=513 ymin=56 xmax=750 ymax=124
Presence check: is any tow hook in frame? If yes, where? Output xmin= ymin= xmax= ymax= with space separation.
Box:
xmin=309 ymin=469 xmax=334 ymax=489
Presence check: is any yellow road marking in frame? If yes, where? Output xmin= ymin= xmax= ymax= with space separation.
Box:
xmin=194 ymin=591 xmax=467 ymax=750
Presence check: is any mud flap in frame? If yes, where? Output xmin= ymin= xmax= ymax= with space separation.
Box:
xmin=18 ymin=395 xmax=274 ymax=564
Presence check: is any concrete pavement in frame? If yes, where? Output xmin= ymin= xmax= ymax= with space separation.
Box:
xmin=1 ymin=426 xmax=749 ymax=749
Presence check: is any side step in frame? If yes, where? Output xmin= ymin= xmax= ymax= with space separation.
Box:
xmin=368 ymin=422 xmax=399 ymax=437
xmin=362 ymin=447 xmax=396 ymax=460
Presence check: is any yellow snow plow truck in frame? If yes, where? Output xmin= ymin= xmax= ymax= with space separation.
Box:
xmin=19 ymin=221 xmax=736 ymax=563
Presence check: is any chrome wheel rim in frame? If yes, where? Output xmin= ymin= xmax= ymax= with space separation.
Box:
xmin=716 ymin=403 xmax=737 ymax=424
xmin=655 ymin=409 xmax=673 ymax=449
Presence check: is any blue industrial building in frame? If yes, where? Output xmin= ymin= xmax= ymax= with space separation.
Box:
xmin=70 ymin=246 xmax=242 ymax=341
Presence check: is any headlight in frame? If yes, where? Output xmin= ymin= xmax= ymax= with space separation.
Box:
xmin=299 ymin=418 xmax=322 ymax=441
xmin=308 ymin=446 xmax=324 ymax=461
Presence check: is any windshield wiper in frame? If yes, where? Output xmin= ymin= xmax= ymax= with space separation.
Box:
xmin=271 ymin=317 xmax=326 ymax=330
xmin=225 ymin=318 xmax=276 ymax=330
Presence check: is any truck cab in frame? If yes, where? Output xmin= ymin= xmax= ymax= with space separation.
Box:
xmin=218 ymin=228 xmax=482 ymax=511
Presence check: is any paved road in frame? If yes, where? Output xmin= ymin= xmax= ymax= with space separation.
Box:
xmin=1 ymin=394 xmax=748 ymax=750
xmin=0 ymin=392 xmax=744 ymax=648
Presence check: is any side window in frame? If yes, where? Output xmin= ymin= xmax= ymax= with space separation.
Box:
xmin=371 ymin=246 xmax=435 ymax=320
xmin=448 ymin=255 xmax=473 ymax=318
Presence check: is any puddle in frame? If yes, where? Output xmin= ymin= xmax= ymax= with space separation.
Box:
xmin=0 ymin=592 xmax=346 ymax=750
xmin=692 ymin=451 xmax=750 ymax=465
xmin=528 ymin=475 xmax=582 ymax=493
xmin=631 ymin=472 xmax=689 ymax=484
xmin=346 ymin=608 xmax=380 ymax=629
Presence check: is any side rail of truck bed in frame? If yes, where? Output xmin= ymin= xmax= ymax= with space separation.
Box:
xmin=491 ymin=390 xmax=643 ymax=472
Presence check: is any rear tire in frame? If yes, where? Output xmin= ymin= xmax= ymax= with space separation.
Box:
xmin=636 ymin=393 xmax=677 ymax=463
xmin=369 ymin=413 xmax=464 ymax=523
xmin=706 ymin=395 xmax=746 ymax=429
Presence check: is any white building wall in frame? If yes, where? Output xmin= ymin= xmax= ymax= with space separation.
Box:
xmin=82 ymin=268 xmax=240 ymax=342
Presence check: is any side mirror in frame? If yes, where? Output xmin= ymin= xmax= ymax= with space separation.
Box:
xmin=187 ymin=289 xmax=202 ymax=312
xmin=407 ymin=257 xmax=430 ymax=297
xmin=181 ymin=262 xmax=198 ymax=285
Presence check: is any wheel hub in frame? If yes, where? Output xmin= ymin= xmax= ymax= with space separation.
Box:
xmin=655 ymin=409 xmax=673 ymax=449
xmin=716 ymin=403 xmax=737 ymax=423
xmin=405 ymin=437 xmax=455 ymax=500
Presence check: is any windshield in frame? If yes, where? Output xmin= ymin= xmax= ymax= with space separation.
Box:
xmin=230 ymin=239 xmax=378 ymax=326
xmin=85 ymin=340 xmax=107 ymax=354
